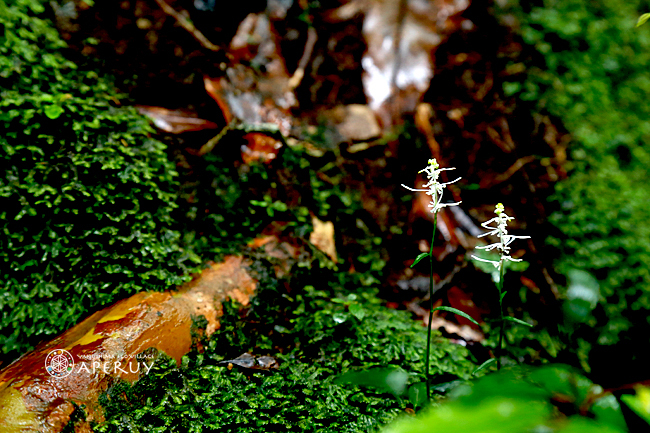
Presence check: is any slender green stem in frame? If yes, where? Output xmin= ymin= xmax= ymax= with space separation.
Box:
xmin=496 ymin=263 xmax=506 ymax=371
xmin=425 ymin=215 xmax=437 ymax=402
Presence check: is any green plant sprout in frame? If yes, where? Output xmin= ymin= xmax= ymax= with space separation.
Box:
xmin=471 ymin=203 xmax=532 ymax=371
xmin=402 ymin=158 xmax=478 ymax=402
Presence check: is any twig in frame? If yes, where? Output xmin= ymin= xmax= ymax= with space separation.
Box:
xmin=288 ymin=26 xmax=318 ymax=90
xmin=449 ymin=206 xmax=484 ymax=238
xmin=415 ymin=103 xmax=441 ymax=163
xmin=479 ymin=156 xmax=536 ymax=189
xmin=198 ymin=123 xmax=231 ymax=156
xmin=153 ymin=0 xmax=221 ymax=53
xmin=390 ymin=0 xmax=409 ymax=93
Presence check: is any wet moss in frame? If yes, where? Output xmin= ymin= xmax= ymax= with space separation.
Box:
xmin=2 ymin=3 xmax=484 ymax=430
xmin=0 ymin=0 xmax=199 ymax=363
xmin=95 ymin=254 xmax=476 ymax=433
xmin=508 ymin=0 xmax=650 ymax=381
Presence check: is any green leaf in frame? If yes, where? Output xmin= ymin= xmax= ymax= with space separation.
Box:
xmin=349 ymin=303 xmax=366 ymax=321
xmin=472 ymin=358 xmax=496 ymax=375
xmin=503 ymin=316 xmax=532 ymax=328
xmin=433 ymin=306 xmax=479 ymax=325
xmin=335 ymin=367 xmax=409 ymax=396
xmin=470 ymin=251 xmax=500 ymax=281
xmin=637 ymin=13 xmax=650 ymax=27
xmin=563 ymin=269 xmax=600 ymax=324
xmin=408 ymin=382 xmax=428 ymax=408
xmin=44 ymin=104 xmax=64 ymax=119
xmin=590 ymin=394 xmax=628 ymax=431
xmin=621 ymin=387 xmax=650 ymax=426
xmin=410 ymin=252 xmax=430 ymax=268
xmin=504 ymin=259 xmax=529 ymax=272
xmin=384 ymin=379 xmax=548 ymax=433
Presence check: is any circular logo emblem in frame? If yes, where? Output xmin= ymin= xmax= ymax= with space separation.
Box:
xmin=45 ymin=349 xmax=74 ymax=378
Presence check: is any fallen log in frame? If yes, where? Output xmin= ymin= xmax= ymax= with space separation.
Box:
xmin=0 ymin=255 xmax=257 ymax=433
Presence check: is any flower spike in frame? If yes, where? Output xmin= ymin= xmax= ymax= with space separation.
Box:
xmin=471 ymin=203 xmax=531 ymax=270
xmin=401 ymin=158 xmax=462 ymax=214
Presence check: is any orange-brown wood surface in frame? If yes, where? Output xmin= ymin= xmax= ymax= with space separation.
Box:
xmin=0 ymin=256 xmax=257 ymax=433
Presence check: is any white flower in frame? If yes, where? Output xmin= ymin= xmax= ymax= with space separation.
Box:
xmin=401 ymin=158 xmax=462 ymax=214
xmin=471 ymin=203 xmax=531 ymax=270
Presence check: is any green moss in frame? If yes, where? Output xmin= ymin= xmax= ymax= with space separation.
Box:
xmin=90 ymin=136 xmax=476 ymax=431
xmin=504 ymin=0 xmax=650 ymax=376
xmin=0 ymin=0 xmax=199 ymax=361
xmin=0 ymin=3 xmax=495 ymax=430
xmin=173 ymin=145 xmax=313 ymax=260
xmin=95 ymin=254 xmax=476 ymax=433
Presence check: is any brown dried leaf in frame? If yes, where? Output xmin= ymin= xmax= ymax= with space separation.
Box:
xmin=407 ymin=300 xmax=484 ymax=343
xmin=447 ymin=286 xmax=488 ymax=329
xmin=361 ymin=0 xmax=469 ymax=125
xmin=241 ymin=132 xmax=283 ymax=164
xmin=325 ymin=104 xmax=381 ymax=142
xmin=428 ymin=316 xmax=484 ymax=343
xmin=310 ymin=215 xmax=338 ymax=262
xmin=136 ymin=106 xmax=220 ymax=134
xmin=204 ymin=78 xmax=233 ymax=123
xmin=204 ymin=13 xmax=294 ymax=136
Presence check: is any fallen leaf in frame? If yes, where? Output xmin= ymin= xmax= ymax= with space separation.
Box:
xmin=241 ymin=132 xmax=283 ymax=164
xmin=325 ymin=104 xmax=381 ymax=142
xmin=136 ymin=106 xmax=220 ymax=134
xmin=361 ymin=0 xmax=470 ymax=126
xmin=310 ymin=215 xmax=338 ymax=262
xmin=220 ymin=353 xmax=280 ymax=370
xmin=447 ymin=286 xmax=488 ymax=329
xmin=204 ymin=12 xmax=295 ymax=136
xmin=407 ymin=300 xmax=484 ymax=343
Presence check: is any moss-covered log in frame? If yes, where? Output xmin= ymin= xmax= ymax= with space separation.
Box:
xmin=0 ymin=256 xmax=256 ymax=432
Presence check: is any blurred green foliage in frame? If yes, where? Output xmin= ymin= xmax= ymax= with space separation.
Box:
xmin=621 ymin=386 xmax=650 ymax=427
xmin=382 ymin=365 xmax=627 ymax=433
xmin=500 ymin=0 xmax=650 ymax=377
xmin=0 ymin=0 xmax=200 ymax=361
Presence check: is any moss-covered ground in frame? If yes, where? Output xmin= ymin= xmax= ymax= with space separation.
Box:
xmin=503 ymin=0 xmax=650 ymax=386
xmin=5 ymin=0 xmax=650 ymax=431
xmin=1 ymin=0 xmax=200 ymax=363
xmin=2 ymin=5 xmax=476 ymax=430
xmin=84 ymin=127 xmax=478 ymax=430
xmin=93 ymin=263 xmax=475 ymax=432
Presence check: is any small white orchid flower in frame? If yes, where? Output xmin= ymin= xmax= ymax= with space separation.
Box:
xmin=401 ymin=158 xmax=462 ymax=214
xmin=471 ymin=203 xmax=531 ymax=270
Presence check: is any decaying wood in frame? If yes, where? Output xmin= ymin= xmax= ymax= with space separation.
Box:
xmin=0 ymin=256 xmax=256 ymax=433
